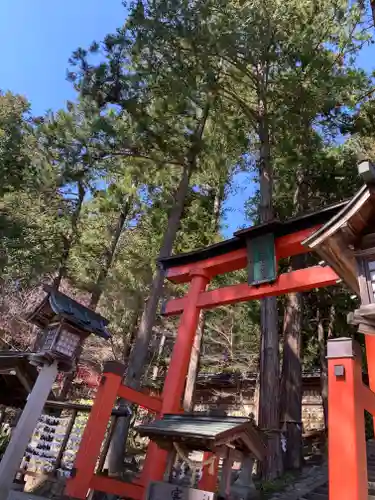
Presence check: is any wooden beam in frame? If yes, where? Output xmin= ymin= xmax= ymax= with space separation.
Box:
xmin=163 ymin=266 xmax=339 ymax=316
xmin=117 ymin=385 xmax=162 ymax=413
xmin=166 ymin=226 xmax=321 ymax=283
xmin=360 ymin=384 xmax=375 ymax=416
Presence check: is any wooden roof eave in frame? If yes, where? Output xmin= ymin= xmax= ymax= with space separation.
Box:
xmin=303 ymin=185 xmax=375 ymax=294
xmin=242 ymin=431 xmax=266 ymax=461
xmin=214 ymin=430 xmax=266 ymax=461
xmin=137 ymin=426 xmax=266 ymax=459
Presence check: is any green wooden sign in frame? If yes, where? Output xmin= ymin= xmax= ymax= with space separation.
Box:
xmin=247 ymin=233 xmax=277 ymax=286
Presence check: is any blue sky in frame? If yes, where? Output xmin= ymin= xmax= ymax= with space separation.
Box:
xmin=0 ymin=1 xmax=373 ymax=238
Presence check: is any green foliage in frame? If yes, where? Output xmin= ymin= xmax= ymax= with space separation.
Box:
xmin=0 ymin=91 xmax=38 ymax=196
xmin=1 ymin=190 xmax=64 ymax=284
xmin=0 ymin=426 xmax=10 ymax=458
xmin=0 ymin=3 xmax=374 ymax=475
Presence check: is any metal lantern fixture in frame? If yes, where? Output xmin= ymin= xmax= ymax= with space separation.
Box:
xmin=27 ymin=286 xmax=110 ymax=371
xmin=39 ymin=322 xmax=83 ymax=361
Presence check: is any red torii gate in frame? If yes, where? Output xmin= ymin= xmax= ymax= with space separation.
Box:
xmin=66 ymin=172 xmax=375 ymax=500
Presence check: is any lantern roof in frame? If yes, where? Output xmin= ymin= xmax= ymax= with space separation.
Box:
xmin=27 ymin=286 xmax=110 ymax=339
xmin=303 ymin=162 xmax=375 ymax=293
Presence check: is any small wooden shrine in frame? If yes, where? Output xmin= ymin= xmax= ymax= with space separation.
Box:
xmin=136 ymin=413 xmax=265 ymax=499
xmin=0 ymin=352 xmax=39 ymax=407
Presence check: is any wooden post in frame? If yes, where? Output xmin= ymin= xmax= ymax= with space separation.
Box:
xmin=198 ymin=452 xmax=219 ymax=492
xmin=219 ymin=449 xmax=234 ymax=498
xmin=0 ymin=361 xmax=59 ymax=500
xmin=97 ymin=415 xmax=117 ymax=473
xmin=327 ymin=337 xmax=367 ymax=500
xmin=53 ymin=409 xmax=77 ymax=473
xmin=142 ymin=270 xmax=210 ymax=484
xmin=65 ymin=361 xmax=125 ymax=499
xmin=162 ymin=270 xmax=210 ymax=413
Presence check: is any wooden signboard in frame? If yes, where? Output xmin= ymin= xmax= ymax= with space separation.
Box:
xmin=247 ymin=233 xmax=277 ymax=286
xmin=146 ymin=481 xmax=215 ymax=500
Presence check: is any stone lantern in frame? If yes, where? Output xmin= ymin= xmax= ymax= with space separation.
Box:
xmin=0 ymin=287 xmax=110 ymax=500
xmin=27 ymin=285 xmax=110 ymax=370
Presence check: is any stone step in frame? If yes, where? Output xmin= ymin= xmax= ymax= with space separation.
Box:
xmin=302 ymin=480 xmax=375 ymax=499
xmin=303 ymin=491 xmax=375 ymax=499
xmin=276 ymin=442 xmax=375 ymax=500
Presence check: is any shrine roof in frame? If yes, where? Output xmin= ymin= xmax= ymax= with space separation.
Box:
xmin=136 ymin=413 xmax=266 ymax=459
xmin=27 ymin=287 xmax=110 ymax=339
xmin=158 ymin=199 xmax=348 ymax=270
xmin=0 ymin=352 xmax=54 ymax=407
xmin=303 ymin=181 xmax=375 ymax=293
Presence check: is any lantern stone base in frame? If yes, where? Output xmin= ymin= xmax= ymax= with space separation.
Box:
xmin=28 ymin=353 xmax=74 ymax=372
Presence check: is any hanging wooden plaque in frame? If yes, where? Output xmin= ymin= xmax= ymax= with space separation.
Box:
xmin=247 ymin=233 xmax=277 ymax=286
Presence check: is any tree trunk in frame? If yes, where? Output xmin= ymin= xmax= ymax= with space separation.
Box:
xmin=151 ymin=332 xmax=167 ymax=380
xmin=58 ymin=371 xmax=76 ymax=401
xmin=54 ymin=179 xmax=85 ymax=289
xmin=126 ymin=161 xmax=193 ymax=387
xmin=257 ymin=101 xmax=283 ymax=480
xmin=58 ymin=196 xmax=131 ymax=401
xmin=183 ymin=314 xmax=205 ymax=411
xmin=280 ymin=284 xmax=303 ymax=470
xmin=51 ymin=180 xmax=86 ymax=398
xmin=106 ymin=101 xmax=211 ymax=474
xmin=259 ymin=298 xmax=282 ymax=479
xmin=123 ymin=301 xmax=144 ymax=362
xmin=319 ymin=303 xmax=335 ymax=429
xmin=182 ymin=186 xmax=224 ymax=412
xmin=371 ymin=0 xmax=375 ymax=26
xmin=89 ymin=198 xmax=132 ymax=310
xmin=317 ymin=308 xmax=327 ymax=429
xmin=279 ymin=169 xmax=307 ymax=471
xmin=106 ymin=162 xmax=193 ymax=474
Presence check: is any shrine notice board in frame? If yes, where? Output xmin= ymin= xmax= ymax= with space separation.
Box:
xmin=146 ymin=481 xmax=215 ymax=500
